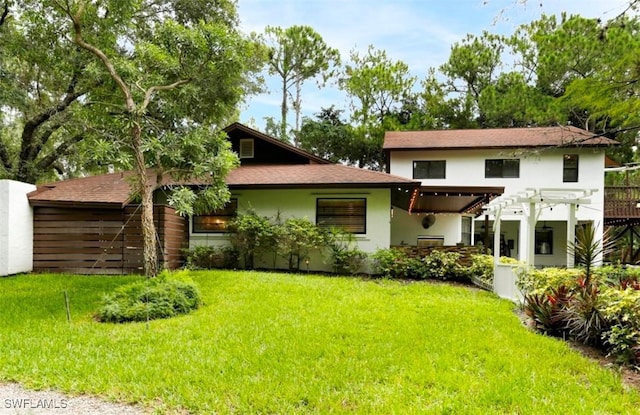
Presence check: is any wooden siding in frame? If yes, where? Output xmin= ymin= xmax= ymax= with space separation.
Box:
xmin=33 ymin=205 xmax=187 ymax=274
xmin=604 ymin=186 xmax=640 ymax=225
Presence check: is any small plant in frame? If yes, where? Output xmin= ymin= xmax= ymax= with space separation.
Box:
xmin=184 ymin=245 xmax=223 ymax=270
xmin=324 ymin=227 xmax=367 ymax=275
xmin=561 ymin=279 xmax=608 ymax=346
xmin=372 ymin=248 xmax=409 ymax=278
xmin=97 ymin=272 xmax=202 ymax=323
xmin=422 ymin=250 xmax=464 ymax=281
xmin=523 ymin=285 xmax=572 ymax=336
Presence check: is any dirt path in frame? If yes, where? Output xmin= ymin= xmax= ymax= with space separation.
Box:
xmin=0 ymin=383 xmax=147 ymax=415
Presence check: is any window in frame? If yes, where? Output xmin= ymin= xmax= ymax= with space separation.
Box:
xmin=563 ymin=154 xmax=579 ymax=182
xmin=413 ymin=160 xmax=446 ymax=179
xmin=535 ymin=224 xmax=553 ymax=255
xmin=192 ymin=199 xmax=237 ymax=233
xmin=485 ymin=159 xmax=520 ymax=178
xmin=461 ymin=216 xmax=472 ymax=246
xmin=239 ymin=138 xmax=254 ymax=158
xmin=316 ymin=198 xmax=366 ymax=234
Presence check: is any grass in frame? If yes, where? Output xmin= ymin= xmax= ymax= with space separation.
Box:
xmin=1 ymin=271 xmax=639 ymax=414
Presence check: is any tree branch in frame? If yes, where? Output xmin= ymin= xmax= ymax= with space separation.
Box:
xmin=34 ymin=133 xmax=85 ymax=173
xmin=0 ymin=139 xmax=12 ymax=171
xmin=0 ymin=0 xmax=9 ymax=27
xmin=141 ymin=79 xmax=190 ymax=112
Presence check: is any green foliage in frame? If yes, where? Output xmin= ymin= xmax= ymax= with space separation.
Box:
xmin=264 ymin=25 xmax=340 ymax=141
xmin=371 ymin=248 xmax=410 ymax=278
xmin=561 ymin=281 xmax=608 ymax=346
xmin=524 ymin=285 xmax=572 ymax=337
xmin=97 ymin=272 xmax=202 ymax=323
xmin=324 ymin=227 xmax=368 ymax=275
xmin=601 ymin=288 xmax=640 ymax=365
xmin=279 ymin=217 xmax=324 ymax=271
xmin=183 ymin=245 xmax=238 ymax=270
xmin=228 ymin=209 xmax=276 ymax=269
xmin=517 ymin=267 xmax=584 ymax=295
xmin=422 ymin=250 xmax=465 ymax=281
xmin=469 ymin=254 xmax=494 ymax=285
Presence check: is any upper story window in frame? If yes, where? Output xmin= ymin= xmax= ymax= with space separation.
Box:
xmin=239 ymin=138 xmax=254 ymax=159
xmin=563 ymin=154 xmax=579 ymax=182
xmin=192 ymin=199 xmax=237 ymax=233
xmin=413 ymin=160 xmax=446 ymax=179
xmin=316 ymin=198 xmax=366 ymax=234
xmin=485 ymin=159 xmax=519 ymax=178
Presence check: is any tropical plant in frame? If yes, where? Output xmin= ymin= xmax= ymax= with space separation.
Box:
xmin=228 ymin=209 xmax=275 ymax=270
xmin=324 ymin=227 xmax=367 ymax=275
xmin=523 ymin=285 xmax=572 ymax=337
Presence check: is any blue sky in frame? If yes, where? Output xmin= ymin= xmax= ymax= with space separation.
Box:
xmin=236 ymin=0 xmax=629 ymax=131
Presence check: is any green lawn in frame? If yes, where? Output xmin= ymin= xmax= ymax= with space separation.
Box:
xmin=0 ymin=271 xmax=638 ymax=414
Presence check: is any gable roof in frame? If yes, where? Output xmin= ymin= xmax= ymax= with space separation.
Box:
xmin=383 ymin=126 xmax=619 ymax=151
xmin=28 ymin=165 xmax=419 ymax=208
xmin=224 ymin=122 xmax=330 ymax=164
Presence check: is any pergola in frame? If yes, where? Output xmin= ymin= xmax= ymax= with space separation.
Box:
xmin=482 ymin=188 xmax=598 ymax=267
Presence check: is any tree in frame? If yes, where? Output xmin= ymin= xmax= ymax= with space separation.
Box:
xmin=297 ymin=106 xmax=353 ymax=163
xmin=44 ymin=0 xmax=265 ymax=276
xmin=339 ymin=46 xmax=416 ymax=170
xmin=264 ymin=25 xmax=340 ymax=143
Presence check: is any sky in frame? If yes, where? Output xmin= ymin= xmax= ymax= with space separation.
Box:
xmin=235 ymin=0 xmax=631 ymax=131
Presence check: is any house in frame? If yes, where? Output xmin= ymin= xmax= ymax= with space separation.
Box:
xmin=22 ymin=123 xmax=419 ymax=274
xmin=384 ymin=126 xmax=619 ymax=268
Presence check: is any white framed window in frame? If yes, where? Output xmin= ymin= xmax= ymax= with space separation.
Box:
xmin=316 ymin=198 xmax=366 ymax=234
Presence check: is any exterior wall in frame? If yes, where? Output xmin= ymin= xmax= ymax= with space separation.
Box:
xmin=390 ymin=210 xmax=461 ymax=246
xmin=189 ymin=188 xmax=391 ymax=272
xmin=0 ymin=180 xmax=36 ymax=276
xmin=389 ymin=147 xmax=605 ymax=223
xmin=389 ymin=147 xmax=606 ymax=266
xmin=33 ymin=205 xmax=187 ymax=275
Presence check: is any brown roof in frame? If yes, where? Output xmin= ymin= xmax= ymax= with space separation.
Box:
xmin=28 ymin=165 xmax=418 ymax=207
xmin=383 ymin=126 xmax=619 ymax=150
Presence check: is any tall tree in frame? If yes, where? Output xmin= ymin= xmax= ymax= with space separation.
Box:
xmin=42 ymin=0 xmax=265 ymax=276
xmin=264 ymin=25 xmax=340 ymax=143
xmin=297 ymin=106 xmax=353 ymax=163
xmin=339 ymin=46 xmax=416 ymax=170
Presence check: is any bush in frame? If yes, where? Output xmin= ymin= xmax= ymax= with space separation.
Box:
xmin=183 ymin=245 xmax=239 ymax=270
xmin=324 ymin=227 xmax=368 ymax=275
xmin=422 ymin=250 xmax=465 ymax=281
xmin=469 ymin=254 xmax=494 ymax=285
xmin=372 ymin=248 xmax=409 ymax=278
xmin=97 ymin=272 xmax=202 ymax=323
xmin=229 ymin=210 xmax=276 ymax=270
xmin=517 ymin=267 xmax=583 ymax=296
xmin=600 ymin=288 xmax=640 ymax=364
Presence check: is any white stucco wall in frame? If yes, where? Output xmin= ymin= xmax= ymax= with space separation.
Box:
xmin=390 ymin=210 xmax=461 ymax=246
xmin=189 ymin=188 xmax=391 ymax=272
xmin=0 ymin=180 xmax=36 ymax=276
xmin=389 ymin=147 xmax=606 ymax=266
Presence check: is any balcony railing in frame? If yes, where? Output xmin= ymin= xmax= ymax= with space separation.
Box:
xmin=604 ymin=186 xmax=640 ymax=223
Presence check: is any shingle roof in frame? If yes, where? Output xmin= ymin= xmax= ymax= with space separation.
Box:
xmin=383 ymin=126 xmax=619 ymax=150
xmin=28 ymin=165 xmax=418 ymax=206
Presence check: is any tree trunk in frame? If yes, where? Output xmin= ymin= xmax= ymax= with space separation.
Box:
xmin=293 ymin=79 xmax=302 ymax=146
xmin=280 ymin=77 xmax=288 ymax=141
xmin=132 ymin=121 xmax=158 ymax=277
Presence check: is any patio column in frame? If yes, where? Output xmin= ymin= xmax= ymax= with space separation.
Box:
xmin=526 ymin=201 xmax=536 ymax=267
xmin=567 ymin=203 xmax=576 ymax=268
xmin=493 ymin=214 xmax=501 ymax=264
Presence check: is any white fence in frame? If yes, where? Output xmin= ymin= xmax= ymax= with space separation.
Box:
xmin=493 ymin=263 xmax=524 ymax=303
xmin=0 ymin=180 xmax=36 ymax=276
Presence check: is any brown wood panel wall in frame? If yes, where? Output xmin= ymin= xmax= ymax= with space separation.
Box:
xmin=33 ymin=205 xmax=188 ymax=275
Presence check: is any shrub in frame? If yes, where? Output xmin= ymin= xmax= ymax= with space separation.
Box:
xmin=517 ymin=267 xmax=583 ymax=296
xmin=422 ymin=250 xmax=465 ymax=281
xmin=523 ymin=285 xmax=572 ymax=337
xmin=372 ymin=248 xmax=409 ymax=278
xmin=97 ymin=272 xmax=202 ymax=323
xmin=325 ymin=227 xmax=368 ymax=275
xmin=279 ymin=217 xmax=324 ymax=271
xmin=600 ymin=288 xmax=640 ymax=364
xmin=229 ymin=209 xmax=276 ymax=270
xmin=560 ymin=280 xmax=608 ymax=346
xmin=184 ymin=245 xmax=222 ymax=269
xmin=469 ymin=254 xmax=494 ymax=285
